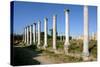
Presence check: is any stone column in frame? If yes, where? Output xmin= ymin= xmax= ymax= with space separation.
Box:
xmin=23 ymin=29 xmax=24 ymax=42
xmin=27 ymin=26 xmax=29 ymax=45
xmin=24 ymin=27 xmax=27 ymax=44
xmin=29 ymin=25 xmax=33 ymax=45
xmin=64 ymin=9 xmax=70 ymax=54
xmin=37 ymin=20 xmax=41 ymax=48
xmin=33 ymin=23 xmax=36 ymax=44
xmin=43 ymin=17 xmax=48 ymax=49
xmin=53 ymin=15 xmax=57 ymax=51
xmin=36 ymin=31 xmax=38 ymax=42
xmin=83 ymin=5 xmax=89 ymax=58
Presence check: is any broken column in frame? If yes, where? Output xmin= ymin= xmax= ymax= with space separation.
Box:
xmin=64 ymin=9 xmax=70 ymax=54
xmin=29 ymin=25 xmax=33 ymax=45
xmin=43 ymin=17 xmax=48 ymax=49
xmin=33 ymin=23 xmax=36 ymax=44
xmin=37 ymin=20 xmax=41 ymax=48
xmin=83 ymin=5 xmax=89 ymax=59
xmin=53 ymin=15 xmax=57 ymax=52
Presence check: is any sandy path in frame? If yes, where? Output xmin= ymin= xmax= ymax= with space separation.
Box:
xmin=13 ymin=46 xmax=55 ymax=66
xmin=33 ymin=54 xmax=55 ymax=64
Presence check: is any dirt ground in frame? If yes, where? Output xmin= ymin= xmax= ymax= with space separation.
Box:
xmin=12 ymin=46 xmax=58 ymax=66
xmin=12 ymin=45 xmax=97 ymax=66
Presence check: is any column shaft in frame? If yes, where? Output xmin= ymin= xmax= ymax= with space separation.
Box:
xmin=37 ymin=20 xmax=41 ymax=47
xmin=83 ymin=5 xmax=89 ymax=56
xmin=64 ymin=9 xmax=70 ymax=54
xmin=24 ymin=28 xmax=27 ymax=43
xmin=44 ymin=17 xmax=48 ymax=49
xmin=23 ymin=29 xmax=24 ymax=42
xmin=33 ymin=23 xmax=36 ymax=44
xmin=29 ymin=25 xmax=33 ymax=45
xmin=53 ymin=15 xmax=57 ymax=50
xmin=27 ymin=26 xmax=29 ymax=45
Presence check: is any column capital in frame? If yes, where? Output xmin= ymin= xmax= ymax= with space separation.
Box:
xmin=38 ymin=20 xmax=41 ymax=22
xmin=27 ymin=25 xmax=30 ymax=28
xmin=44 ymin=17 xmax=48 ymax=21
xmin=33 ymin=23 xmax=36 ymax=25
xmin=64 ymin=9 xmax=70 ymax=13
xmin=24 ymin=27 xmax=26 ymax=29
xmin=53 ymin=14 xmax=57 ymax=17
xmin=30 ymin=24 xmax=33 ymax=27
xmin=38 ymin=20 xmax=41 ymax=23
xmin=84 ymin=5 xmax=88 ymax=7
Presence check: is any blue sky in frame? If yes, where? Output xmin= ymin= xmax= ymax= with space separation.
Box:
xmin=13 ymin=1 xmax=97 ymax=37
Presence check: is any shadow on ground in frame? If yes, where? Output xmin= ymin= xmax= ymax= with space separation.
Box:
xmin=12 ymin=46 xmax=42 ymax=66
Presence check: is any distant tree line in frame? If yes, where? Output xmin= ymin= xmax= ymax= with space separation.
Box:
xmin=41 ymin=28 xmax=72 ymax=41
xmin=12 ymin=28 xmax=72 ymax=44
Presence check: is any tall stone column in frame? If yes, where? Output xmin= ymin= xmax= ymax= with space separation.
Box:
xmin=64 ymin=9 xmax=70 ymax=54
xmin=24 ymin=27 xmax=27 ymax=44
xmin=53 ymin=15 xmax=57 ymax=51
xmin=29 ymin=25 xmax=33 ymax=45
xmin=37 ymin=20 xmax=41 ymax=48
xmin=33 ymin=23 xmax=36 ymax=44
xmin=36 ymin=31 xmax=38 ymax=42
xmin=43 ymin=17 xmax=48 ymax=49
xmin=83 ymin=5 xmax=89 ymax=58
xmin=27 ymin=26 xmax=29 ymax=45
xmin=23 ymin=29 xmax=24 ymax=42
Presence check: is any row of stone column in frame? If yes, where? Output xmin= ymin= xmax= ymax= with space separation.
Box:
xmin=64 ymin=6 xmax=89 ymax=57
xmin=23 ymin=5 xmax=89 ymax=57
xmin=24 ymin=23 xmax=36 ymax=46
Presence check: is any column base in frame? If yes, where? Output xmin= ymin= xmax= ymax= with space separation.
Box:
xmin=53 ymin=49 xmax=57 ymax=54
xmin=64 ymin=42 xmax=70 ymax=54
xmin=82 ymin=52 xmax=89 ymax=61
xmin=29 ymin=44 xmax=32 ymax=46
xmin=43 ymin=44 xmax=47 ymax=49
xmin=82 ymin=52 xmax=89 ymax=57
xmin=37 ymin=44 xmax=40 ymax=49
xmin=33 ymin=42 xmax=36 ymax=45
xmin=25 ymin=44 xmax=31 ymax=47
